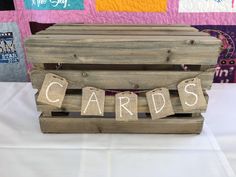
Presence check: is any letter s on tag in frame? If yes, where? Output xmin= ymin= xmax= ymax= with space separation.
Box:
xmin=178 ymin=78 xmax=207 ymax=112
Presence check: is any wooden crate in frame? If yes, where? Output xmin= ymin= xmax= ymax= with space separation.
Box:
xmin=25 ymin=24 xmax=222 ymax=134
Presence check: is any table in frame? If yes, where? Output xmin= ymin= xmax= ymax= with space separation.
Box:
xmin=0 ymin=83 xmax=235 ymax=177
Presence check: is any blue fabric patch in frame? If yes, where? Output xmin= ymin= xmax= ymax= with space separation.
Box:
xmin=0 ymin=32 xmax=19 ymax=64
xmin=24 ymin=0 xmax=84 ymax=10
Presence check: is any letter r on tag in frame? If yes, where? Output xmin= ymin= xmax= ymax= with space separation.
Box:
xmin=115 ymin=92 xmax=138 ymax=121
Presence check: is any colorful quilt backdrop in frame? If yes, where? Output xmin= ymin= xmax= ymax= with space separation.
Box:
xmin=1 ymin=0 xmax=236 ymax=82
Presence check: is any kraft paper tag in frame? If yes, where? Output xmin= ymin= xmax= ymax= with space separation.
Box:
xmin=37 ymin=73 xmax=68 ymax=108
xmin=178 ymin=78 xmax=207 ymax=112
xmin=115 ymin=91 xmax=138 ymax=121
xmin=146 ymin=88 xmax=174 ymax=119
xmin=81 ymin=87 xmax=105 ymax=116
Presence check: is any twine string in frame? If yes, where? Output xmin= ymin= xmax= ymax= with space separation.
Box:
xmin=104 ymin=67 xmax=215 ymax=94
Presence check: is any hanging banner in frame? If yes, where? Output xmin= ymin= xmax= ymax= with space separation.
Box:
xmin=24 ymin=0 xmax=84 ymax=10
xmin=146 ymin=88 xmax=174 ymax=119
xmin=37 ymin=73 xmax=68 ymax=108
xmin=81 ymin=87 xmax=105 ymax=116
xmin=178 ymin=78 xmax=207 ymax=112
xmin=37 ymin=72 xmax=209 ymax=120
xmin=115 ymin=92 xmax=138 ymax=121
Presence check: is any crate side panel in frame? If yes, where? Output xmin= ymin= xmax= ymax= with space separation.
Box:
xmin=40 ymin=116 xmax=204 ymax=134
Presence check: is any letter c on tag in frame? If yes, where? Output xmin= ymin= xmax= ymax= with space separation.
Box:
xmin=45 ymin=81 xmax=63 ymax=103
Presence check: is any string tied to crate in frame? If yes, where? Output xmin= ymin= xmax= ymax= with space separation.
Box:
xmin=104 ymin=67 xmax=215 ymax=94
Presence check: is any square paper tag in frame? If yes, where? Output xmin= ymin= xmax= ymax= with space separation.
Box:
xmin=37 ymin=73 xmax=68 ymax=108
xmin=178 ymin=78 xmax=207 ymax=112
xmin=81 ymin=87 xmax=105 ymax=116
xmin=115 ymin=91 xmax=138 ymax=121
xmin=146 ymin=88 xmax=175 ymax=119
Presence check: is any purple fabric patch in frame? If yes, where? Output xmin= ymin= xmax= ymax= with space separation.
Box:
xmin=194 ymin=25 xmax=236 ymax=83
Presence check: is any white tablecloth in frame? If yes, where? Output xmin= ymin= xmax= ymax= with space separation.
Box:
xmin=0 ymin=83 xmax=235 ymax=177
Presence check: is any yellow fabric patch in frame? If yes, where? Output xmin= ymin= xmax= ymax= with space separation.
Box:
xmin=96 ymin=0 xmax=168 ymax=12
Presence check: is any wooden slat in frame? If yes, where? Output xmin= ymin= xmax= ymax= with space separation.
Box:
xmin=37 ymin=94 xmax=208 ymax=114
xmin=27 ymin=55 xmax=219 ymax=65
xmin=39 ymin=24 xmax=206 ymax=36
xmin=37 ymin=30 xmax=209 ymax=36
xmin=25 ymin=35 xmax=220 ymax=44
xmin=54 ymin=24 xmax=189 ymax=27
xmin=30 ymin=70 xmax=215 ymax=90
xmin=26 ymin=45 xmax=220 ymax=65
xmin=25 ymin=41 xmax=218 ymax=48
xmin=38 ymin=25 xmax=208 ymax=36
xmin=40 ymin=116 xmax=204 ymax=134
xmin=47 ymin=25 xmax=199 ymax=32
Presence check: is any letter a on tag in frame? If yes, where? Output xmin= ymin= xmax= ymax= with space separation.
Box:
xmin=81 ymin=87 xmax=105 ymax=116
xmin=146 ymin=88 xmax=174 ymax=119
xmin=178 ymin=78 xmax=207 ymax=112
xmin=37 ymin=73 xmax=68 ymax=108
xmin=115 ymin=92 xmax=138 ymax=121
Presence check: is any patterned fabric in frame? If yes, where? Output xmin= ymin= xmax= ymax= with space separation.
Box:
xmin=1 ymin=0 xmax=236 ymax=82
xmin=24 ymin=0 xmax=84 ymax=10
xmin=0 ymin=23 xmax=27 ymax=82
xmin=195 ymin=26 xmax=236 ymax=83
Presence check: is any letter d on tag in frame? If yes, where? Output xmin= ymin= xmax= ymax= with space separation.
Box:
xmin=146 ymin=88 xmax=174 ymax=119
xmin=37 ymin=73 xmax=68 ymax=108
xmin=115 ymin=92 xmax=138 ymax=121
xmin=178 ymin=78 xmax=207 ymax=112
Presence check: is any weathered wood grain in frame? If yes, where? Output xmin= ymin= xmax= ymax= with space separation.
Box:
xmin=46 ymin=25 xmax=199 ymax=31
xmin=40 ymin=116 xmax=204 ymax=134
xmin=39 ymin=24 xmax=207 ymax=36
xmin=25 ymin=35 xmax=221 ymax=45
xmin=30 ymin=70 xmax=215 ymax=90
xmin=39 ymin=24 xmax=205 ymax=36
xmin=37 ymin=94 xmax=208 ymax=114
xmin=25 ymin=32 xmax=221 ymax=65
xmin=38 ymin=30 xmax=209 ymax=36
xmin=26 ymin=46 xmax=220 ymax=65
xmin=54 ymin=24 xmax=188 ymax=27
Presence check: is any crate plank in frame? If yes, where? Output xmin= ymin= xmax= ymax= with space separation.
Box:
xmin=25 ymin=35 xmax=221 ymax=44
xmin=37 ymin=94 xmax=208 ymax=114
xmin=26 ymin=46 xmax=219 ymax=55
xmin=47 ymin=25 xmax=199 ymax=31
xmin=25 ymin=34 xmax=221 ymax=65
xmin=38 ymin=30 xmax=209 ymax=36
xmin=26 ymin=46 xmax=220 ymax=65
xmin=54 ymin=24 xmax=188 ymax=27
xmin=38 ymin=25 xmax=208 ymax=36
xmin=40 ymin=116 xmax=203 ymax=134
xmin=30 ymin=70 xmax=215 ymax=90
xmin=25 ymin=40 xmax=219 ymax=49
xmin=40 ymin=24 xmax=207 ymax=36
xmin=27 ymin=52 xmax=218 ymax=65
